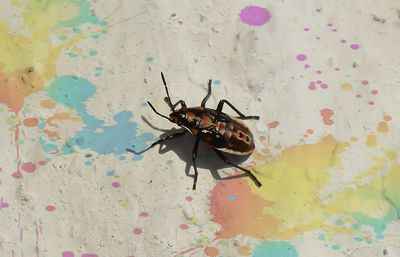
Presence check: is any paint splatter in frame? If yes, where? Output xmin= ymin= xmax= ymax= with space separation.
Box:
xmin=62 ymin=251 xmax=75 ymax=257
xmin=238 ymin=246 xmax=252 ymax=256
xmin=204 ymin=246 xmax=219 ymax=257
xmin=350 ymin=44 xmax=360 ymax=50
xmin=320 ymin=108 xmax=334 ymax=125
xmin=21 ymin=162 xmax=36 ymax=173
xmin=180 ymin=224 xmax=189 ymax=230
xmin=23 ymin=117 xmax=39 ymax=127
xmin=296 ymin=54 xmax=307 ymax=61
xmin=253 ymin=241 xmax=298 ymax=257
xmin=340 ymin=83 xmax=352 ymax=91
xmin=239 ymin=6 xmax=271 ymax=26
xmin=268 ymin=121 xmax=280 ymax=129
xmin=45 ymin=205 xmax=56 ymax=212
xmin=132 ymin=228 xmax=143 ymax=235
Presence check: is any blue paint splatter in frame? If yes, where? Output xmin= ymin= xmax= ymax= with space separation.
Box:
xmin=107 ymin=170 xmax=115 ymax=176
xmin=213 ymin=80 xmax=221 ymax=85
xmin=89 ymin=50 xmax=97 ymax=56
xmin=228 ymin=195 xmax=237 ymax=201
xmin=253 ymin=241 xmax=298 ymax=257
xmin=146 ymin=56 xmax=154 ymax=63
xmin=46 ymin=76 xmax=153 ymax=159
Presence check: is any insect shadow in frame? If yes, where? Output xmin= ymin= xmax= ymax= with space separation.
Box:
xmin=141 ymin=116 xmax=251 ymax=183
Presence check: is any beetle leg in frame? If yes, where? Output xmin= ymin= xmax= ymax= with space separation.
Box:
xmin=216 ymin=100 xmax=260 ymax=120
xmin=200 ymin=79 xmax=212 ymax=107
xmin=191 ymin=137 xmax=201 ymax=190
xmin=213 ymin=149 xmax=262 ymax=187
xmin=165 ymin=98 xmax=187 ymax=110
xmin=127 ymin=130 xmax=187 ymax=154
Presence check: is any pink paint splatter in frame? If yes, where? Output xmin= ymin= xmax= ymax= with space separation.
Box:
xmin=239 ymin=6 xmax=271 ymax=26
xmin=132 ymin=228 xmax=143 ymax=235
xmin=185 ymin=196 xmax=193 ymax=202
xmin=296 ymin=54 xmax=307 ymax=61
xmin=304 ymin=28 xmax=309 ymax=31
xmin=321 ymin=83 xmax=328 ymax=89
xmin=45 ymin=205 xmax=56 ymax=212
xmin=316 ymin=8 xmax=321 ymax=12
xmin=361 ymin=80 xmax=369 ymax=85
xmin=139 ymin=211 xmax=149 ymax=217
xmin=21 ymin=162 xmax=36 ymax=173
xmin=111 ymin=182 xmax=120 ymax=188
xmin=350 ymin=44 xmax=360 ymax=50
xmin=38 ymin=160 xmax=46 ymax=166
xmin=327 ymin=23 xmax=333 ymax=27
xmin=316 ymin=70 xmax=322 ymax=74
xmin=62 ymin=251 xmax=75 ymax=257
xmin=320 ymin=108 xmax=334 ymax=125
xmin=12 ymin=171 xmax=22 ymax=178
xmin=316 ymin=80 xmax=322 ymax=84
xmin=268 ymin=121 xmax=280 ymax=129
xmin=180 ymin=224 xmax=189 ymax=230
xmin=304 ymin=64 xmax=310 ymax=69
xmin=308 ymin=85 xmax=317 ymax=91
xmin=0 ymin=197 xmax=10 ymax=209
xmin=371 ymin=90 xmax=378 ymax=95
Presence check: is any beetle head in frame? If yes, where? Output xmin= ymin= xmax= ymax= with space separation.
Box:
xmin=169 ymin=109 xmax=186 ymax=126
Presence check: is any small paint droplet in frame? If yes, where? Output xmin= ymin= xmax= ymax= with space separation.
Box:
xmin=316 ymin=70 xmax=322 ymax=74
xmin=12 ymin=171 xmax=22 ymax=178
xmin=306 ymin=129 xmax=314 ymax=134
xmin=383 ymin=115 xmax=392 ymax=121
xmin=366 ymin=134 xmax=377 ymax=147
xmin=238 ymin=246 xmax=252 ymax=256
xmin=139 ymin=211 xmax=149 ymax=217
xmin=62 ymin=251 xmax=75 ymax=257
xmin=304 ymin=64 xmax=310 ymax=69
xmin=132 ymin=228 xmax=143 ymax=235
xmin=361 ymin=80 xmax=369 ymax=85
xmin=268 ymin=121 xmax=279 ymax=129
xmin=351 ymin=137 xmax=358 ymax=142
xmin=185 ymin=196 xmax=193 ymax=202
xmin=296 ymin=54 xmax=307 ymax=61
xmin=145 ymin=56 xmax=153 ymax=62
xmin=213 ymin=80 xmax=221 ymax=85
xmin=21 ymin=162 xmax=36 ymax=173
xmin=327 ymin=23 xmax=333 ymax=27
xmin=111 ymin=182 xmax=120 ymax=188
xmin=332 ymin=245 xmax=340 ymax=250
xmin=377 ymin=122 xmax=389 ymax=133
xmin=356 ymin=94 xmax=362 ymax=98
xmin=308 ymin=85 xmax=316 ymax=90
xmin=316 ymin=80 xmax=322 ymax=84
xmin=335 ymin=67 xmax=340 ymax=71
xmin=340 ymin=39 xmax=346 ymax=43
xmin=239 ymin=6 xmax=272 ymax=26
xmin=316 ymin=8 xmax=321 ymax=12
xmin=320 ymin=108 xmax=334 ymax=125
xmin=89 ymin=50 xmax=97 ymax=56
xmin=340 ymin=83 xmax=352 ymax=91
xmin=45 ymin=205 xmax=56 ymax=212
xmin=107 ymin=170 xmax=115 ymax=176
xmin=179 ymin=224 xmax=189 ymax=230
xmin=23 ymin=117 xmax=39 ymax=127
xmin=304 ymin=28 xmax=309 ymax=31
xmin=38 ymin=160 xmax=46 ymax=165
xmin=228 ymin=195 xmax=237 ymax=201
xmin=332 ymin=28 xmax=337 ymax=32
xmin=320 ymin=83 xmax=328 ymax=89
xmin=371 ymin=89 xmax=378 ymax=95
xmin=204 ymin=246 xmax=219 ymax=257
xmin=350 ymin=44 xmax=360 ymax=50
xmin=369 ymin=101 xmax=375 ymax=105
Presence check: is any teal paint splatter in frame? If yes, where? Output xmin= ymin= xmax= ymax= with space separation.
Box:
xmin=47 ymin=76 xmax=153 ymax=159
xmin=332 ymin=244 xmax=340 ymax=250
xmin=89 ymin=50 xmax=97 ymax=56
xmin=57 ymin=0 xmax=102 ymax=28
xmin=213 ymin=80 xmax=221 ymax=85
xmin=253 ymin=241 xmax=298 ymax=257
xmin=351 ymin=210 xmax=395 ymax=239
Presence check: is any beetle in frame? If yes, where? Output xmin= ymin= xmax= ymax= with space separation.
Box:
xmin=127 ymin=72 xmax=262 ymax=190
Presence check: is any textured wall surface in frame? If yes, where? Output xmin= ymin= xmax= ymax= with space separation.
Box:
xmin=1 ymin=1 xmax=400 ymax=257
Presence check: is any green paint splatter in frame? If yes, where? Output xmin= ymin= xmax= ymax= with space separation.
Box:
xmin=253 ymin=241 xmax=298 ymax=257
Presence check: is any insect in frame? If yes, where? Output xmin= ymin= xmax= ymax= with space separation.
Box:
xmin=127 ymin=72 xmax=262 ymax=190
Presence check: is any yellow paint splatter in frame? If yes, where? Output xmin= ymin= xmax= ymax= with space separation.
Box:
xmin=340 ymin=83 xmax=352 ymax=91
xmin=366 ymin=134 xmax=377 ymax=148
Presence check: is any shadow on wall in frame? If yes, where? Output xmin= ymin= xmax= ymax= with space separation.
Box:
xmin=140 ymin=116 xmax=253 ymax=184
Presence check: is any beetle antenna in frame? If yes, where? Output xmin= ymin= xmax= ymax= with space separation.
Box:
xmin=147 ymin=101 xmax=173 ymax=122
xmin=161 ymin=72 xmax=174 ymax=111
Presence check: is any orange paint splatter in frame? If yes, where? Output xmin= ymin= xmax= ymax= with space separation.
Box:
xmin=47 ymin=112 xmax=80 ymax=127
xmin=377 ymin=122 xmax=389 ymax=133
xmin=40 ymin=99 xmax=56 ymax=109
xmin=383 ymin=115 xmax=392 ymax=121
xmin=320 ymin=108 xmax=334 ymax=125
xmin=23 ymin=117 xmax=38 ymax=127
xmin=43 ymin=129 xmax=59 ymax=138
xmin=210 ymin=179 xmax=279 ymax=240
xmin=268 ymin=121 xmax=280 ymax=129
xmin=238 ymin=246 xmax=252 ymax=256
xmin=204 ymin=247 xmax=219 ymax=257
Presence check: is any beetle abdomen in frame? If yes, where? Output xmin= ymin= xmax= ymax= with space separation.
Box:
xmin=215 ymin=120 xmax=255 ymax=155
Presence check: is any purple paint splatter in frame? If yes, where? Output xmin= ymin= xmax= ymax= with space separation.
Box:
xmin=296 ymin=54 xmax=307 ymax=61
xmin=239 ymin=6 xmax=271 ymax=26
xmin=350 ymin=44 xmax=360 ymax=50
